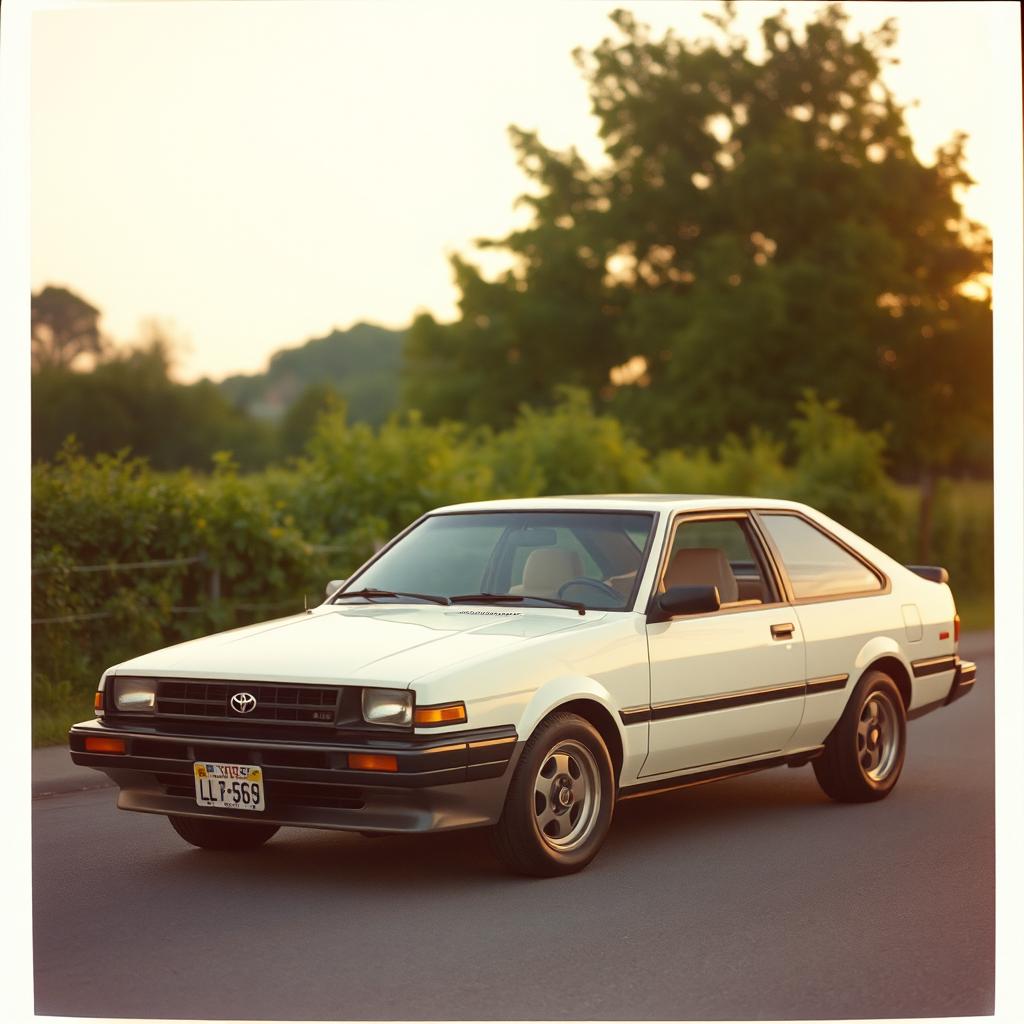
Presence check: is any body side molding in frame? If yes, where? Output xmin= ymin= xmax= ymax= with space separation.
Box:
xmin=617 ymin=675 xmax=850 ymax=727
xmin=805 ymin=674 xmax=849 ymax=694
xmin=911 ymin=655 xmax=958 ymax=678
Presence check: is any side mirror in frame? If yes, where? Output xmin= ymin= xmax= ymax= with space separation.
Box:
xmin=325 ymin=579 xmax=347 ymax=599
xmin=649 ymin=584 xmax=721 ymax=622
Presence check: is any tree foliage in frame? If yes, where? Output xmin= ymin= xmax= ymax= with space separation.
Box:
xmin=403 ymin=4 xmax=991 ymax=476
xmin=32 ymin=331 xmax=277 ymax=470
xmin=31 ymin=285 xmax=105 ymax=371
xmin=220 ymin=322 xmax=404 ymax=427
xmin=32 ymin=311 xmax=406 ymax=470
xmin=279 ymin=383 xmax=342 ymax=457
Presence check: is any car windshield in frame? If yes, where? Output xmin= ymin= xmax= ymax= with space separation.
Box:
xmin=335 ymin=511 xmax=657 ymax=611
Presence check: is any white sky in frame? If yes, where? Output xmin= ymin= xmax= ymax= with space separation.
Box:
xmin=31 ymin=1 xmax=1002 ymax=382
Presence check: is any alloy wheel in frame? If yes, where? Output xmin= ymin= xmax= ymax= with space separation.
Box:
xmin=533 ymin=739 xmax=602 ymax=852
xmin=857 ymin=690 xmax=901 ymax=782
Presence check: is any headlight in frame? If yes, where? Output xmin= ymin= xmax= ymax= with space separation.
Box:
xmin=361 ymin=688 xmax=412 ymax=726
xmin=112 ymin=677 xmax=157 ymax=713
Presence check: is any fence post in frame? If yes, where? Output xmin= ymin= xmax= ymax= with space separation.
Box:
xmin=199 ymin=550 xmax=220 ymax=607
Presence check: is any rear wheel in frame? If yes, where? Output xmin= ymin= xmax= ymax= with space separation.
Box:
xmin=169 ymin=814 xmax=279 ymax=850
xmin=491 ymin=712 xmax=614 ymax=877
xmin=813 ymin=670 xmax=906 ymax=802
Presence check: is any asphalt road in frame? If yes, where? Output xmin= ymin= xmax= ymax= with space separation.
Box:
xmin=33 ymin=636 xmax=993 ymax=1020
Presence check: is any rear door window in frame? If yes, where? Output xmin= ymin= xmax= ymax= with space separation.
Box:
xmin=760 ymin=513 xmax=883 ymax=600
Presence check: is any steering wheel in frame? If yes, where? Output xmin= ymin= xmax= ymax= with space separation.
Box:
xmin=557 ymin=577 xmax=623 ymax=606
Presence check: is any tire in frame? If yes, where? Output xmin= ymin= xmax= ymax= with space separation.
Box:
xmin=813 ymin=669 xmax=907 ymax=802
xmin=169 ymin=814 xmax=280 ymax=851
xmin=490 ymin=711 xmax=615 ymax=877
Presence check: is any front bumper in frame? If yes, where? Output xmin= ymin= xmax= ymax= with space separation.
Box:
xmin=68 ymin=719 xmax=520 ymax=833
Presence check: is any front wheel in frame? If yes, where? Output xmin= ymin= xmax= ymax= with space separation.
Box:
xmin=491 ymin=712 xmax=615 ymax=877
xmin=169 ymin=814 xmax=280 ymax=850
xmin=813 ymin=670 xmax=907 ymax=802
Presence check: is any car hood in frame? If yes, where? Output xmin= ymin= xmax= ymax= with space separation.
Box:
xmin=112 ymin=603 xmax=607 ymax=687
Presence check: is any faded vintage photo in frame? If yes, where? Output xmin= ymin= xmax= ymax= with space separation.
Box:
xmin=26 ymin=1 xmax=1011 ymax=1020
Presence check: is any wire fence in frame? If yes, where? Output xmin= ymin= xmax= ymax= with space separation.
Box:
xmin=30 ymin=551 xmax=331 ymax=625
xmin=31 ymin=555 xmax=204 ymax=576
xmin=32 ymin=610 xmax=119 ymax=625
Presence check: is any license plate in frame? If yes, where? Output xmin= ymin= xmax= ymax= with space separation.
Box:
xmin=193 ymin=761 xmax=265 ymax=812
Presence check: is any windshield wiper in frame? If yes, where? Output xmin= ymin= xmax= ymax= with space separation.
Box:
xmin=332 ymin=588 xmax=451 ymax=606
xmin=450 ymin=593 xmax=586 ymax=616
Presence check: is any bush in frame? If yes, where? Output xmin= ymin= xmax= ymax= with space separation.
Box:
xmin=786 ymin=392 xmax=908 ymax=553
xmin=32 ymin=444 xmax=202 ymax=696
xmin=652 ymin=428 xmax=792 ymax=498
xmin=928 ymin=479 xmax=993 ymax=602
xmin=485 ymin=388 xmax=651 ymax=496
xmin=295 ymin=406 xmax=495 ymax=570
xmin=32 ymin=444 xmax=324 ymax=742
xmin=648 ymin=392 xmax=908 ymax=555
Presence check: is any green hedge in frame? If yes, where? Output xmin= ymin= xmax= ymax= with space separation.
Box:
xmin=32 ymin=394 xmax=991 ymax=744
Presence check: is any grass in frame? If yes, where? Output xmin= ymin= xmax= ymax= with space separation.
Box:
xmin=33 ymin=686 xmax=95 ymax=748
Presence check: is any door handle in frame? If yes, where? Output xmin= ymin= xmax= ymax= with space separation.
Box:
xmin=770 ymin=622 xmax=795 ymax=640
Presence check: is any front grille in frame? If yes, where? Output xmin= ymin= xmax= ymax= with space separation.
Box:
xmin=155 ymin=680 xmax=341 ymax=727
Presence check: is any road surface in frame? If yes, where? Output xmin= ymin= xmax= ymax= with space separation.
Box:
xmin=33 ymin=636 xmax=993 ymax=1020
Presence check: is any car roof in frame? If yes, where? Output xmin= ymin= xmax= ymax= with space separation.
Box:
xmin=430 ymin=494 xmax=812 ymax=515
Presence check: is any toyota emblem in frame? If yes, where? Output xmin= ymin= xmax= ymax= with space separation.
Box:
xmin=230 ymin=692 xmax=257 ymax=715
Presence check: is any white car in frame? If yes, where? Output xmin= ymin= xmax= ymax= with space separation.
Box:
xmin=70 ymin=495 xmax=975 ymax=876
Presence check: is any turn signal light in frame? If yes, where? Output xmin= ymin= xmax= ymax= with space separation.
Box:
xmin=84 ymin=736 xmax=126 ymax=754
xmin=94 ymin=691 xmax=104 ymax=712
xmin=414 ymin=703 xmax=467 ymax=726
xmin=348 ymin=753 xmax=398 ymax=773
xmin=954 ymin=613 xmax=961 ymax=647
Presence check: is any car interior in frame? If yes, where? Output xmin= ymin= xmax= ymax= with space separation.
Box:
xmin=500 ymin=520 xmax=647 ymax=607
xmin=509 ymin=548 xmax=585 ymax=597
xmin=504 ymin=516 xmax=773 ymax=610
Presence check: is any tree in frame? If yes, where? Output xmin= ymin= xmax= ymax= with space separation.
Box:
xmin=221 ymin=323 xmax=404 ymax=427
xmin=31 ymin=285 xmax=105 ymax=371
xmin=32 ymin=328 xmax=277 ymax=471
xmin=279 ymin=383 xmax=341 ymax=456
xmin=402 ymin=4 xmax=991 ymax=486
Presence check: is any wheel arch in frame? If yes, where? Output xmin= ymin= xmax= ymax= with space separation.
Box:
xmin=860 ymin=655 xmax=913 ymax=713
xmin=553 ymin=698 xmax=624 ymax=781
xmin=849 ymin=636 xmax=914 ymax=713
xmin=518 ymin=678 xmax=629 ymax=784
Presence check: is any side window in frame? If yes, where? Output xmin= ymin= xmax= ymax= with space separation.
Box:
xmin=661 ymin=517 xmax=773 ymax=605
xmin=760 ymin=514 xmax=882 ymax=599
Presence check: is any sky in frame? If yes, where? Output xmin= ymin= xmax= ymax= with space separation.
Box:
xmin=31 ymin=1 xmax=1003 ymax=383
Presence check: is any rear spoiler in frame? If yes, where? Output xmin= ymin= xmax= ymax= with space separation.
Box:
xmin=906 ymin=565 xmax=949 ymax=584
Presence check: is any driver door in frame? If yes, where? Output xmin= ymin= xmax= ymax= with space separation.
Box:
xmin=641 ymin=513 xmax=806 ymax=777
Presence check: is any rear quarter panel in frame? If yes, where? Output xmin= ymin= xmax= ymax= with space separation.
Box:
xmin=786 ymin=508 xmax=959 ymax=746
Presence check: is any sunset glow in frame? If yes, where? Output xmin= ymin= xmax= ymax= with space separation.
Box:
xmin=31 ymin=1 xmax=1001 ymax=381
